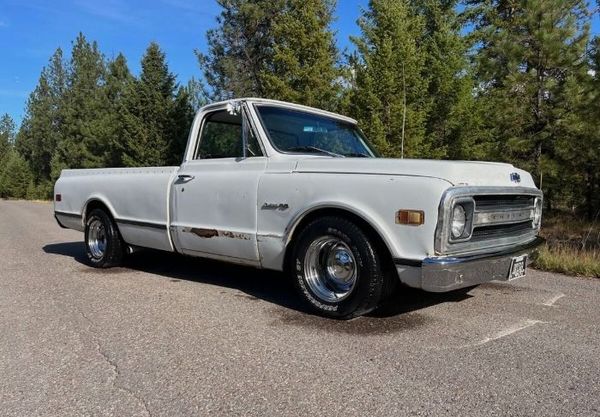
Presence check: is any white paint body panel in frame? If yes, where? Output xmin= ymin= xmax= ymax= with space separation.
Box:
xmin=171 ymin=157 xmax=267 ymax=266
xmin=54 ymin=98 xmax=541 ymax=284
xmin=54 ymin=167 xmax=178 ymax=252
xmin=293 ymin=158 xmax=536 ymax=188
xmin=256 ymin=168 xmax=452 ymax=270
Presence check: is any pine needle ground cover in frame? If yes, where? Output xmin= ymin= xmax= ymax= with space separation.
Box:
xmin=534 ymin=213 xmax=600 ymax=278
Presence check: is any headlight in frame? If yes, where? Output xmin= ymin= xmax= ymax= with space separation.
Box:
xmin=451 ymin=204 xmax=467 ymax=238
xmin=533 ymin=198 xmax=542 ymax=228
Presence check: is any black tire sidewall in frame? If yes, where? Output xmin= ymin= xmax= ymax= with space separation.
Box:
xmin=292 ymin=217 xmax=383 ymax=319
xmin=84 ymin=209 xmax=122 ymax=267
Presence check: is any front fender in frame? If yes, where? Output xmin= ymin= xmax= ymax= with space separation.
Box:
xmin=257 ymin=172 xmax=450 ymax=270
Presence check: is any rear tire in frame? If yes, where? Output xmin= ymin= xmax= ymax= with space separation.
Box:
xmin=290 ymin=216 xmax=389 ymax=319
xmin=84 ymin=208 xmax=125 ymax=268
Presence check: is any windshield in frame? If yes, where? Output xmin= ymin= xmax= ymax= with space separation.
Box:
xmin=255 ymin=105 xmax=378 ymax=158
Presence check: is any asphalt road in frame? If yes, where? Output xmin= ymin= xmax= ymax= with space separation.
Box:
xmin=1 ymin=200 xmax=599 ymax=417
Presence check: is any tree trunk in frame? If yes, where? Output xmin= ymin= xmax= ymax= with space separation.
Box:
xmin=401 ymin=63 xmax=406 ymax=159
xmin=586 ymin=165 xmax=595 ymax=221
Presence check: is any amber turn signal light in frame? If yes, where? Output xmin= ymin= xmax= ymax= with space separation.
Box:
xmin=396 ymin=209 xmax=424 ymax=226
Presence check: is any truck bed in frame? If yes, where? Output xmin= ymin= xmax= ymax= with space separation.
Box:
xmin=54 ymin=167 xmax=179 ymax=252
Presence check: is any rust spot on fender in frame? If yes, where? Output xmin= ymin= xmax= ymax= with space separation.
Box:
xmin=190 ymin=228 xmax=218 ymax=238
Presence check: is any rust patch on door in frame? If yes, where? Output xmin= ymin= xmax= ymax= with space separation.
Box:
xmin=189 ymin=228 xmax=219 ymax=238
xmin=220 ymin=230 xmax=251 ymax=240
xmin=187 ymin=228 xmax=251 ymax=240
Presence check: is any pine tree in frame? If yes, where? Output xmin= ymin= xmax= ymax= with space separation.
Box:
xmin=348 ymin=0 xmax=428 ymax=158
xmin=167 ymin=86 xmax=195 ymax=165
xmin=583 ymin=36 xmax=600 ymax=219
xmin=199 ymin=0 xmax=340 ymax=108
xmin=465 ymin=0 xmax=590 ymax=208
xmin=197 ymin=0 xmax=284 ymax=99
xmin=260 ymin=0 xmax=341 ymax=109
xmin=121 ymin=42 xmax=179 ymax=167
xmin=553 ymin=36 xmax=600 ymax=219
xmin=102 ymin=53 xmax=133 ymax=167
xmin=412 ymin=0 xmax=487 ymax=160
xmin=51 ymin=33 xmax=109 ymax=177
xmin=185 ymin=76 xmax=209 ymax=112
xmin=0 ymin=151 xmax=33 ymax=199
xmin=0 ymin=113 xmax=15 ymax=161
xmin=166 ymin=78 xmax=206 ymax=164
xmin=16 ymin=48 xmax=67 ymax=190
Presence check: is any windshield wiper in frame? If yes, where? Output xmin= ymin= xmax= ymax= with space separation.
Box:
xmin=287 ymin=146 xmax=345 ymax=158
xmin=345 ymin=152 xmax=371 ymax=158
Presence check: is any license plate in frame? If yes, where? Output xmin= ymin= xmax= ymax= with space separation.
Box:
xmin=508 ymin=255 xmax=528 ymax=280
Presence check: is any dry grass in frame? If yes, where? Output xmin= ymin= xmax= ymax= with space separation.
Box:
xmin=534 ymin=212 xmax=600 ymax=278
xmin=0 ymin=198 xmax=51 ymax=203
xmin=535 ymin=245 xmax=600 ymax=278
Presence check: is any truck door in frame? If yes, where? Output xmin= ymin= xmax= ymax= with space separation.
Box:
xmin=170 ymin=104 xmax=267 ymax=265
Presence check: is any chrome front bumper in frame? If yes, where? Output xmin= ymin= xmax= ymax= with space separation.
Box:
xmin=394 ymin=237 xmax=545 ymax=292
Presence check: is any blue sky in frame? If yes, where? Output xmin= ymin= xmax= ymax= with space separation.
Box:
xmin=0 ymin=0 xmax=597 ymax=126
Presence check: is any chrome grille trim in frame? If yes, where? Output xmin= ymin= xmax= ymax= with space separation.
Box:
xmin=471 ymin=220 xmax=533 ymax=240
xmin=435 ymin=186 xmax=543 ymax=256
xmin=473 ymin=207 xmax=534 ymax=227
xmin=473 ymin=194 xmax=535 ymax=211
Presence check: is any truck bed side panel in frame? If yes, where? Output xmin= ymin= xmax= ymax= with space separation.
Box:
xmin=54 ymin=167 xmax=178 ymax=252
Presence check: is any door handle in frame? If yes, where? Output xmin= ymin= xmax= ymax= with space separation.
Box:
xmin=177 ymin=174 xmax=195 ymax=182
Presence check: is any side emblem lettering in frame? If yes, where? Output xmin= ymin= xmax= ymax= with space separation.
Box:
xmin=261 ymin=203 xmax=289 ymax=211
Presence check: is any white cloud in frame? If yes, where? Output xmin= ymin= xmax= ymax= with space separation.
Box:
xmin=588 ymin=69 xmax=596 ymax=77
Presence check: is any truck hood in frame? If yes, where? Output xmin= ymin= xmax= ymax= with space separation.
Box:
xmin=293 ymin=158 xmax=536 ymax=188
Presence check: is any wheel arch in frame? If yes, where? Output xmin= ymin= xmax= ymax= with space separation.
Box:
xmin=283 ymin=205 xmax=396 ymax=272
xmin=82 ymin=196 xmax=118 ymax=226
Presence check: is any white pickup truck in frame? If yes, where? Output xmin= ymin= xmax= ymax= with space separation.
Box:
xmin=54 ymin=98 xmax=543 ymax=319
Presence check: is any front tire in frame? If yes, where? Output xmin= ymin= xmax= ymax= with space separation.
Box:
xmin=290 ymin=216 xmax=388 ymax=319
xmin=84 ymin=208 xmax=125 ymax=268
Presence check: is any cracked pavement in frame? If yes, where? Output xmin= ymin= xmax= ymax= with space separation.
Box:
xmin=1 ymin=200 xmax=599 ymax=416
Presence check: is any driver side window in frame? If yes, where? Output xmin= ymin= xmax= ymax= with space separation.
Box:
xmin=195 ymin=109 xmax=263 ymax=159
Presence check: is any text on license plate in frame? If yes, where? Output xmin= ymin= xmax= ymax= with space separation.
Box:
xmin=508 ymin=255 xmax=528 ymax=280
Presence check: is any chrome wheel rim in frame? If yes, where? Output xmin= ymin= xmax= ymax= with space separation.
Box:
xmin=88 ymin=219 xmax=107 ymax=259
xmin=304 ymin=236 xmax=357 ymax=303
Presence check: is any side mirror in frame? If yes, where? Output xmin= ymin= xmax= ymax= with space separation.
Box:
xmin=227 ymin=101 xmax=241 ymax=116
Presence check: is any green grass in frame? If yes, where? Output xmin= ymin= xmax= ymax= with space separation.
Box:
xmin=533 ymin=212 xmax=600 ymax=278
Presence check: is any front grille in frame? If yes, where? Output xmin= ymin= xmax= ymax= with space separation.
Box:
xmin=471 ymin=220 xmax=533 ymax=241
xmin=435 ymin=187 xmax=542 ymax=256
xmin=471 ymin=194 xmax=536 ymax=241
xmin=473 ymin=195 xmax=535 ymax=211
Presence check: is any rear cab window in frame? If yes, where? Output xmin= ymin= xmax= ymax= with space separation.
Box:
xmin=195 ymin=109 xmax=263 ymax=159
